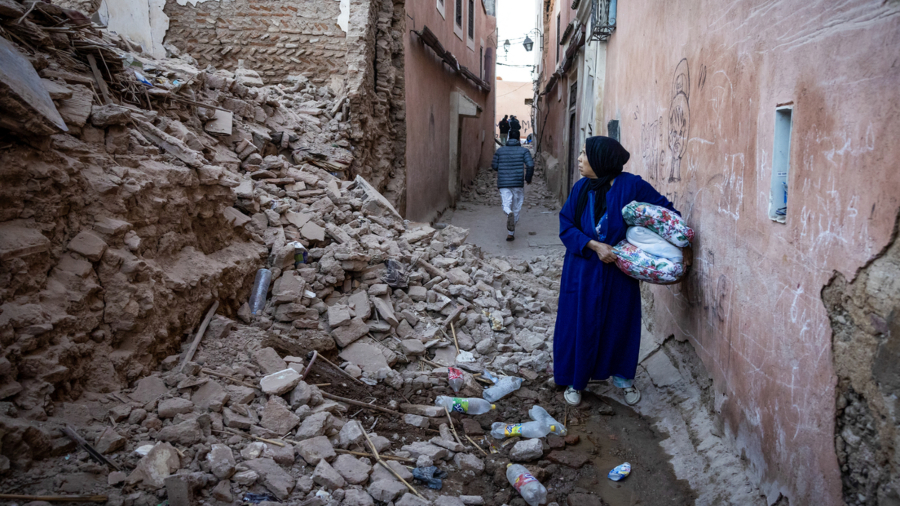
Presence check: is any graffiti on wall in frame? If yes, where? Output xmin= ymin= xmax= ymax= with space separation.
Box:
xmin=641 ymin=116 xmax=664 ymax=180
xmin=667 ymin=58 xmax=691 ymax=182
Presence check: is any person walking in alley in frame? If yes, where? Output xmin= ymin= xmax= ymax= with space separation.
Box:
xmin=509 ymin=115 xmax=522 ymax=139
xmin=553 ymin=136 xmax=688 ymax=407
xmin=491 ymin=132 xmax=534 ymax=241
xmin=499 ymin=115 xmax=510 ymax=145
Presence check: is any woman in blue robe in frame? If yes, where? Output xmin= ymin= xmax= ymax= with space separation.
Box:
xmin=552 ymin=136 xmax=684 ymax=406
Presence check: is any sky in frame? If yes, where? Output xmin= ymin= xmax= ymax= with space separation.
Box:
xmin=495 ymin=0 xmax=538 ymax=82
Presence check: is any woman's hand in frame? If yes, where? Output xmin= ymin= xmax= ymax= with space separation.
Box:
xmin=588 ymin=240 xmax=618 ymax=263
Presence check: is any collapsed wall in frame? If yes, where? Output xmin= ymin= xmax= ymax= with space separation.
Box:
xmin=823 ymin=215 xmax=900 ymax=506
xmin=163 ymin=0 xmax=408 ymax=212
xmin=0 ymin=0 xmax=354 ymax=422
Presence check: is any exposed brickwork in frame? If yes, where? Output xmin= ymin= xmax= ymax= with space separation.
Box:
xmin=341 ymin=0 xmax=406 ymax=212
xmin=163 ymin=0 xmax=348 ymax=83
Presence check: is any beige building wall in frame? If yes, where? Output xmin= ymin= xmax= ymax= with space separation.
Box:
xmin=494 ymin=79 xmax=533 ymax=141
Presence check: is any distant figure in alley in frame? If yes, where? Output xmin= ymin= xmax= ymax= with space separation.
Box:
xmin=498 ymin=115 xmax=510 ymax=145
xmin=491 ymin=131 xmax=534 ymax=241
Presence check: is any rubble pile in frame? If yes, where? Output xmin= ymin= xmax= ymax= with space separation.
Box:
xmin=0 ymin=1 xmax=610 ymax=505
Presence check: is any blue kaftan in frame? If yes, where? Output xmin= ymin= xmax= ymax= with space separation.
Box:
xmin=552 ymin=173 xmax=678 ymax=390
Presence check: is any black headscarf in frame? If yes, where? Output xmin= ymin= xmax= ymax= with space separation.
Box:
xmin=573 ymin=136 xmax=631 ymax=231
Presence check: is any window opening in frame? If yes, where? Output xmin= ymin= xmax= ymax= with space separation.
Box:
xmin=607 ymin=120 xmax=620 ymax=142
xmin=479 ymin=46 xmax=484 ymax=79
xmin=468 ymin=0 xmax=475 ymax=39
xmin=569 ymin=80 xmax=578 ymax=108
xmin=556 ymin=14 xmax=561 ymax=63
xmin=455 ymin=0 xmax=462 ymax=27
xmin=769 ymin=106 xmax=793 ymax=223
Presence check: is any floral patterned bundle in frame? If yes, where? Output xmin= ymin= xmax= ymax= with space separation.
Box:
xmin=613 ymin=240 xmax=685 ymax=285
xmin=622 ymin=201 xmax=694 ymax=247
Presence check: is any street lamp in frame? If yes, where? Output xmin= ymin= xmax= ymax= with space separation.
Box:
xmin=503 ymin=39 xmax=510 ymax=54
xmin=523 ymin=35 xmax=534 ymax=52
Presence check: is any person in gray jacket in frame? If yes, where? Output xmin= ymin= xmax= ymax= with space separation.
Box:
xmin=491 ymin=132 xmax=535 ymax=241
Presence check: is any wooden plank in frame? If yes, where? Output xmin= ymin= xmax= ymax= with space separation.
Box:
xmin=178 ymin=301 xmax=219 ymax=373
xmin=86 ymin=54 xmax=110 ymax=104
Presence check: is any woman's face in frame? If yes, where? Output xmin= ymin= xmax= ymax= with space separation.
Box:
xmin=578 ymin=147 xmax=597 ymax=179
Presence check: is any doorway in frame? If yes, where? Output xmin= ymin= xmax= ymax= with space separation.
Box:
xmin=567 ymin=111 xmax=578 ymax=194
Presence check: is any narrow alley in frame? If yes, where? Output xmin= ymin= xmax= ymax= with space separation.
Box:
xmin=0 ymin=0 xmax=898 ymax=506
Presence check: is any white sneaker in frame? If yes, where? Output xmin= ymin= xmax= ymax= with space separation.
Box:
xmin=564 ymin=386 xmax=582 ymax=406
xmin=623 ymin=386 xmax=641 ymax=405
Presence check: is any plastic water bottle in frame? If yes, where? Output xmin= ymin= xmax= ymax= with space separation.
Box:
xmin=435 ymin=396 xmax=495 ymax=415
xmin=506 ymin=464 xmax=548 ymax=506
xmin=448 ymin=367 xmax=464 ymax=393
xmin=482 ymin=376 xmax=524 ymax=402
xmin=249 ymin=268 xmax=272 ymax=315
xmin=529 ymin=405 xmax=568 ymax=436
xmin=490 ymin=421 xmax=554 ymax=439
xmin=608 ymin=462 xmax=631 ymax=481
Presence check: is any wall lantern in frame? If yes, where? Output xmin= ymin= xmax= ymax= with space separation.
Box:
xmin=503 ymin=39 xmax=510 ymax=53
xmin=523 ymin=35 xmax=534 ymax=52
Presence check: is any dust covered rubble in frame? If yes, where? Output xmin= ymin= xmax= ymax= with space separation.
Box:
xmin=0 ymin=0 xmax=570 ymax=503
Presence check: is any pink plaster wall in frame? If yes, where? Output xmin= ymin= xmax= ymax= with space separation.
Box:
xmin=600 ymin=0 xmax=900 ymax=503
xmin=404 ymin=0 xmax=497 ymax=222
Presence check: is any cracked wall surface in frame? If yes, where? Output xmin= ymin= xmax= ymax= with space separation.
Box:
xmin=823 ymin=216 xmax=900 ymax=506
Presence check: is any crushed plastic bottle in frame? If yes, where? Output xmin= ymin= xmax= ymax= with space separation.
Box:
xmin=249 ymin=268 xmax=272 ymax=315
xmin=435 ymin=396 xmax=495 ymax=415
xmin=608 ymin=462 xmax=631 ymax=481
xmin=448 ymin=367 xmax=465 ymax=393
xmin=490 ymin=421 xmax=554 ymax=439
xmin=289 ymin=241 xmax=308 ymax=268
xmin=529 ymin=405 xmax=568 ymax=436
xmin=482 ymin=376 xmax=524 ymax=402
xmin=507 ymin=464 xmax=548 ymax=506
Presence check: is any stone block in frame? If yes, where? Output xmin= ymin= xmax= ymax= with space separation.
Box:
xmin=67 ymin=230 xmax=107 ymax=261
xmin=331 ymin=454 xmax=372 ymax=485
xmin=260 ymin=397 xmax=300 ymax=435
xmin=296 ymin=435 xmax=335 ymax=465
xmin=192 ymin=380 xmax=229 ymax=412
xmin=295 ymin=411 xmax=332 ymax=440
xmin=158 ymin=398 xmax=194 ymax=418
xmin=331 ymin=316 xmax=369 ymax=347
xmin=243 ymin=458 xmax=295 ymax=500
xmin=368 ymin=480 xmax=407 ymax=502
xmin=510 ymin=438 xmax=543 ymax=461
xmin=254 ymin=347 xmax=288 ymax=375
xmin=207 ymin=444 xmax=236 ymax=479
xmin=260 ymin=368 xmax=302 ymax=395
xmin=312 ymin=459 xmax=346 ymax=490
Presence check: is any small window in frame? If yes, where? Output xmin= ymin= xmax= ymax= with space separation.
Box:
xmin=436 ymin=0 xmax=445 ymax=18
xmin=769 ymin=106 xmax=793 ymax=223
xmin=556 ymin=14 xmax=561 ymax=63
xmin=569 ymin=80 xmax=577 ymax=107
xmin=479 ymin=46 xmax=483 ymax=79
xmin=608 ymin=120 xmax=620 ymax=142
xmin=455 ymin=0 xmax=463 ymax=27
xmin=468 ymin=0 xmax=475 ymax=39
